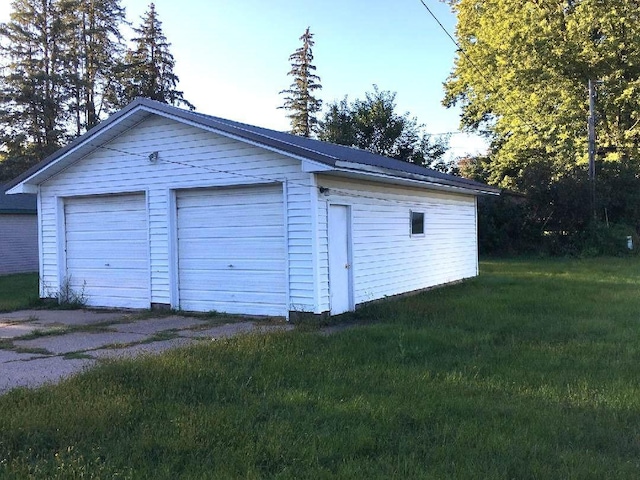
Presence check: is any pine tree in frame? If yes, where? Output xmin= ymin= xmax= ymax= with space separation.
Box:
xmin=279 ymin=27 xmax=322 ymax=137
xmin=64 ymin=0 xmax=126 ymax=133
xmin=118 ymin=3 xmax=193 ymax=109
xmin=0 ymin=0 xmax=71 ymax=174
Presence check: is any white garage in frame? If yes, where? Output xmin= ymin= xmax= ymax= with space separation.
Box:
xmin=64 ymin=193 xmax=149 ymax=308
xmin=6 ymin=98 xmax=499 ymax=318
xmin=175 ymin=184 xmax=287 ymax=316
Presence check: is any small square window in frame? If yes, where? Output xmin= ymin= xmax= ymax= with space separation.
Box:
xmin=411 ymin=211 xmax=424 ymax=235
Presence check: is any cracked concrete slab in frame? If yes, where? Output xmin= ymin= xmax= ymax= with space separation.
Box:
xmin=0 ymin=309 xmax=128 ymax=327
xmin=0 ymin=322 xmax=43 ymax=339
xmin=1 ymin=308 xmax=295 ymax=396
xmin=0 ymin=349 xmax=48 ymax=363
xmin=13 ymin=331 xmax=148 ymax=355
xmin=110 ymin=316 xmax=208 ymax=335
xmin=0 ymin=356 xmax=95 ymax=394
xmin=178 ymin=322 xmax=294 ymax=339
xmin=178 ymin=321 xmax=259 ymax=339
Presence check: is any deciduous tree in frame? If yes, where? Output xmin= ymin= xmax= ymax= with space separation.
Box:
xmin=445 ymin=0 xmax=640 ymax=251
xmin=319 ymin=86 xmax=450 ymax=168
xmin=444 ymin=0 xmax=640 ymax=188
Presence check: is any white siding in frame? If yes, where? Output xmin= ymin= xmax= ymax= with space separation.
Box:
xmin=39 ymin=115 xmax=316 ymax=312
xmin=316 ymin=176 xmax=478 ymax=311
xmin=0 ymin=214 xmax=38 ymax=275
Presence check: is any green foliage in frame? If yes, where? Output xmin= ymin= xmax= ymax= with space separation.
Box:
xmin=0 ymin=0 xmax=188 ymax=183
xmin=279 ymin=27 xmax=322 ymax=137
xmin=4 ymin=258 xmax=640 ymax=477
xmin=462 ymin=149 xmax=640 ymax=256
xmin=0 ymin=0 xmax=71 ymax=178
xmin=64 ymin=0 xmax=127 ymax=133
xmin=446 ymin=0 xmax=640 ymax=246
xmin=0 ymin=273 xmax=39 ymax=312
xmin=319 ymin=86 xmax=451 ymax=168
xmin=116 ymin=3 xmax=193 ymax=109
xmin=445 ymin=0 xmax=640 ymax=177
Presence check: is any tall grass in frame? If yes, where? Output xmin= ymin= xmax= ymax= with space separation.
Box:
xmin=2 ymin=258 xmax=640 ymax=478
xmin=0 ymin=273 xmax=38 ymax=312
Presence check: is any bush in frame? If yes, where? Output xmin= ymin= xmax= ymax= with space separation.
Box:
xmin=575 ymin=222 xmax=639 ymax=257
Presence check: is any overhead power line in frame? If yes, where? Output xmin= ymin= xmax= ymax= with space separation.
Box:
xmin=417 ymin=0 xmax=541 ymax=134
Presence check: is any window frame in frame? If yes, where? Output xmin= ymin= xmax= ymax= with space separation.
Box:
xmin=410 ymin=210 xmax=425 ymax=236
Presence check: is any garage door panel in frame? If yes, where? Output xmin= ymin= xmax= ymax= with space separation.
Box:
xmin=66 ymin=257 xmax=149 ymax=270
xmin=179 ymin=204 xmax=282 ymax=218
xmin=68 ymin=271 xmax=148 ymax=289
xmin=178 ymin=190 xmax=280 ymax=206
xmin=177 ymin=224 xmax=284 ymax=239
xmin=184 ymin=299 xmax=284 ymax=317
xmin=177 ymin=238 xmax=284 ymax=255
xmin=65 ymin=194 xmax=149 ymax=309
xmin=177 ymin=185 xmax=286 ymax=315
xmin=178 ymin=258 xmax=284 ymax=271
xmin=67 ymin=222 xmax=144 ymax=235
xmin=179 ymin=271 xmax=286 ymax=291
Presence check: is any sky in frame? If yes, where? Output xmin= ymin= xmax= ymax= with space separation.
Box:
xmin=0 ymin=0 xmax=488 ymax=159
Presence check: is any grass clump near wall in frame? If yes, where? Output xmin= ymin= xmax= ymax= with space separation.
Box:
xmin=2 ymin=258 xmax=640 ymax=478
xmin=0 ymin=273 xmax=38 ymax=312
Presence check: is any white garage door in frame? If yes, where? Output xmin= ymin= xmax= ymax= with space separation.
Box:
xmin=176 ymin=184 xmax=286 ymax=316
xmin=64 ymin=194 xmax=149 ymax=308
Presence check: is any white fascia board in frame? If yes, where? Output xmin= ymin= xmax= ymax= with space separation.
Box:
xmin=6 ymin=183 xmax=38 ymax=194
xmin=327 ymin=165 xmax=499 ymax=196
xmin=301 ymin=159 xmax=334 ymax=172
xmin=332 ymin=160 xmax=500 ymax=196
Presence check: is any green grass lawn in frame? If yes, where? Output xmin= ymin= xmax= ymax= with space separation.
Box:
xmin=0 ymin=272 xmax=39 ymax=312
xmin=3 ymin=258 xmax=640 ymax=478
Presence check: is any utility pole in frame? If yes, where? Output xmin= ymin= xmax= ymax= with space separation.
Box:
xmin=588 ymin=79 xmax=597 ymax=219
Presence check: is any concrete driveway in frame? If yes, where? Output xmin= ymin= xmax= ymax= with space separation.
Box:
xmin=0 ymin=309 xmax=292 ymax=395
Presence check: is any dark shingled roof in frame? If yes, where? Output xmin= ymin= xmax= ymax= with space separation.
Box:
xmin=5 ymin=98 xmax=500 ymax=195
xmin=0 ymin=186 xmax=36 ymax=213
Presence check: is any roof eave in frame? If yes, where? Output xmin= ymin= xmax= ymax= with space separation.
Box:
xmin=331 ymin=160 xmax=500 ymax=196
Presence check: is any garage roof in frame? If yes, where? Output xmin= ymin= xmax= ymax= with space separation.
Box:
xmin=0 ymin=187 xmax=36 ymax=214
xmin=5 ymin=98 xmax=500 ymax=196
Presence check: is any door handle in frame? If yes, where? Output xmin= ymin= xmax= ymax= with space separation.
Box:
xmin=345 ymin=263 xmax=351 ymax=269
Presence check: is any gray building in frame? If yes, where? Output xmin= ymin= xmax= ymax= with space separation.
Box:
xmin=0 ymin=186 xmax=38 ymax=275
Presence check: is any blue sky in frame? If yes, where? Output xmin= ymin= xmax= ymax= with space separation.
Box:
xmin=0 ymin=0 xmax=488 ymax=158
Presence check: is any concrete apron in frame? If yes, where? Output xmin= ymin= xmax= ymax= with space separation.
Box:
xmin=0 ymin=309 xmax=292 ymax=395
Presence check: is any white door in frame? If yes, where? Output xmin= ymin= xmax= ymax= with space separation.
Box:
xmin=176 ymin=184 xmax=287 ymax=316
xmin=64 ymin=193 xmax=149 ymax=308
xmin=328 ymin=204 xmax=351 ymax=314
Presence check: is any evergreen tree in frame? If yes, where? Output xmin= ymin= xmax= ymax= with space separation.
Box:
xmin=280 ymin=27 xmax=322 ymax=137
xmin=65 ymin=0 xmax=126 ymax=133
xmin=0 ymin=0 xmax=70 ymax=176
xmin=118 ymin=3 xmax=193 ymax=109
xmin=0 ymin=0 xmax=128 ymax=181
